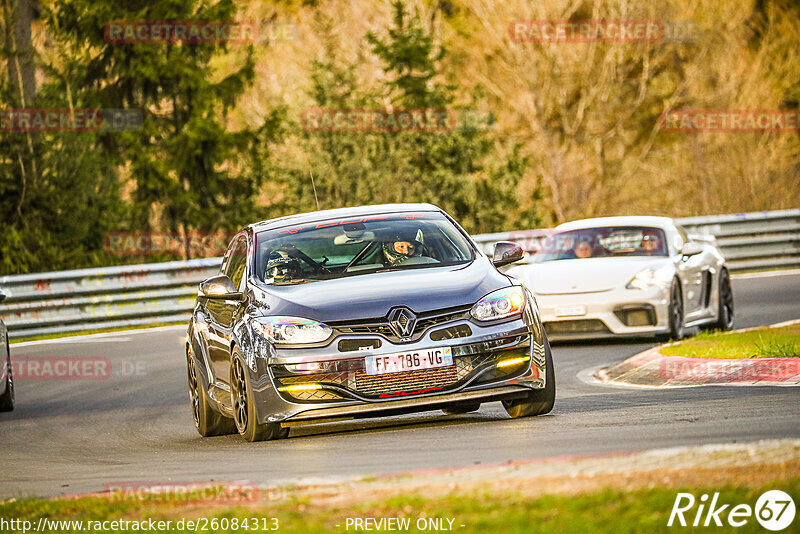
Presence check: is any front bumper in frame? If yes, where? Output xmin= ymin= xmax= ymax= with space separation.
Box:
xmin=535 ymin=285 xmax=671 ymax=340
xmin=280 ymin=385 xmax=534 ymax=426
xmin=245 ymin=311 xmax=546 ymax=426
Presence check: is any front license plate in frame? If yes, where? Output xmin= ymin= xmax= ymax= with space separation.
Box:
xmin=365 ymin=347 xmax=453 ymax=376
xmin=555 ymin=305 xmax=587 ymax=317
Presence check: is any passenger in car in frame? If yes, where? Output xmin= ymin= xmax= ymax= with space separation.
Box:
xmin=641 ymin=232 xmax=663 ymax=255
xmin=574 ymin=240 xmax=593 ymax=259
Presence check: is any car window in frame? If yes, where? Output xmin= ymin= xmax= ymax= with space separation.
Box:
xmin=255 ymin=212 xmax=474 ymax=285
xmin=222 ymin=236 xmax=248 ymax=289
xmin=531 ymin=226 xmax=668 ymax=262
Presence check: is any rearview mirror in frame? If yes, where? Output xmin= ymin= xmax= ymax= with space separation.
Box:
xmin=681 ymin=242 xmax=703 ymax=258
xmin=492 ymin=241 xmax=524 ymax=267
xmin=334 ymin=231 xmax=375 ymax=245
xmin=199 ymin=275 xmax=244 ymax=300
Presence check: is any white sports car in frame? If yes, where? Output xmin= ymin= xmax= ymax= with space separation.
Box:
xmin=507 ymin=216 xmax=734 ymax=341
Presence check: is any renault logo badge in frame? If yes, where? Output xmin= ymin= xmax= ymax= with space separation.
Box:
xmin=388 ymin=307 xmax=417 ymax=338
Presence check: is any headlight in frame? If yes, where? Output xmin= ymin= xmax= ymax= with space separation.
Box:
xmin=471 ymin=286 xmax=526 ymax=322
xmin=251 ymin=317 xmax=332 ymax=345
xmin=627 ymin=265 xmax=673 ymax=290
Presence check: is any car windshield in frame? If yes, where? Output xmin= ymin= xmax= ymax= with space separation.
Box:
xmin=531 ymin=226 xmax=668 ymax=262
xmin=255 ymin=212 xmax=474 ymax=285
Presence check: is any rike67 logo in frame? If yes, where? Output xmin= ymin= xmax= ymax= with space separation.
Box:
xmin=668 ymin=490 xmax=796 ymax=530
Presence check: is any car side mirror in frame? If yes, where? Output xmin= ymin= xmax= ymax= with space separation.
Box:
xmin=681 ymin=242 xmax=703 ymax=258
xmin=199 ymin=275 xmax=244 ymax=300
xmin=0 ymin=288 xmax=6 ymax=303
xmin=492 ymin=241 xmax=524 ymax=267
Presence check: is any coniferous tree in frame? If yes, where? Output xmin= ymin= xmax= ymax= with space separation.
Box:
xmin=281 ymin=1 xmax=540 ymax=235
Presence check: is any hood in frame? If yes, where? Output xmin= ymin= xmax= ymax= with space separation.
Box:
xmin=507 ymin=256 xmax=672 ymax=295
xmin=252 ymin=257 xmax=510 ymax=322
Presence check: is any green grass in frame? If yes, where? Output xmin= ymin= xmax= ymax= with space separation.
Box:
xmin=661 ymin=324 xmax=800 ymax=359
xmin=1 ymin=479 xmax=797 ymax=533
xmin=9 ymin=321 xmax=186 ymax=344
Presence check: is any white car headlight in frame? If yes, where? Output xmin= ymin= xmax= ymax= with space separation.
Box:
xmin=627 ymin=265 xmax=673 ymax=290
xmin=251 ymin=317 xmax=332 ymax=345
xmin=471 ymin=286 xmax=526 ymax=322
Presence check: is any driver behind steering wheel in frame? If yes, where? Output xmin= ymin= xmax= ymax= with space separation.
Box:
xmin=265 ymin=250 xmax=303 ymax=283
xmin=382 ymin=230 xmax=425 ymax=266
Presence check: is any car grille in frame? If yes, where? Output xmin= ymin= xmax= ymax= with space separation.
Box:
xmin=273 ymin=352 xmax=502 ymax=402
xmin=429 ymin=324 xmax=473 ymax=341
xmin=338 ymin=338 xmax=382 ymax=352
xmin=613 ymin=305 xmax=657 ymax=327
xmin=288 ymin=388 xmax=347 ymax=402
xmin=327 ymin=305 xmax=472 ymax=343
xmin=545 ymin=319 xmax=611 ymax=335
xmin=355 ymin=365 xmax=460 ymax=396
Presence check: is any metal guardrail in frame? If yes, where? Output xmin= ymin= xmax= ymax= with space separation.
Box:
xmin=675 ymin=208 xmax=800 ymax=271
xmin=1 ymin=209 xmax=798 ymax=338
xmin=0 ymin=258 xmax=222 ymax=338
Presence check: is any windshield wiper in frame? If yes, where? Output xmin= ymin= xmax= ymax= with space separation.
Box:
xmin=272 ymin=278 xmax=318 ymax=285
xmin=373 ymin=262 xmax=452 ymax=273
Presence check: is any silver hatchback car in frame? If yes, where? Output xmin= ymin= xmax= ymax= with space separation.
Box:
xmin=186 ymin=204 xmax=555 ymax=441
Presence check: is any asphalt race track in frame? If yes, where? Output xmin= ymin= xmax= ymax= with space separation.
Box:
xmin=2 ymin=272 xmax=799 ymax=499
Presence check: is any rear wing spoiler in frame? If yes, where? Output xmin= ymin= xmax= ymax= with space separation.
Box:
xmin=688 ymin=232 xmax=717 ymax=245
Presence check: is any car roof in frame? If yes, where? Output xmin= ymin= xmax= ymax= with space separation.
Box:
xmin=554 ymin=216 xmax=675 ymax=232
xmin=248 ymin=203 xmax=442 ymax=232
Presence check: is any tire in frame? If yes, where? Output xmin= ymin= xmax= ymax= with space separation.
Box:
xmin=660 ymin=279 xmax=685 ymax=341
xmin=0 ymin=346 xmax=14 ymax=412
xmin=442 ymin=402 xmax=481 ymax=415
xmin=231 ymin=347 xmax=288 ymax=442
xmin=503 ymin=337 xmax=555 ymax=418
xmin=187 ymin=348 xmax=235 ymax=437
xmin=705 ymin=268 xmax=734 ymax=332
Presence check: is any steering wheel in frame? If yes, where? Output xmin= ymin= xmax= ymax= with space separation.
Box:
xmin=277 ymin=244 xmax=331 ymax=273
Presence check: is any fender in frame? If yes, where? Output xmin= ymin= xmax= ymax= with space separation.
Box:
xmin=187 ymin=313 xmax=214 ymax=391
xmin=231 ymin=305 xmax=277 ymax=382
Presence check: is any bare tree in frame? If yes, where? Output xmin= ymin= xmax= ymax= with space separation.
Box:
xmin=3 ymin=0 xmax=37 ymax=105
xmin=2 ymin=0 xmax=39 ymax=220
